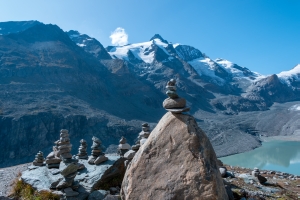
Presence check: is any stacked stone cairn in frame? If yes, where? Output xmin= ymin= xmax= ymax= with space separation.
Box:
xmin=251 ymin=167 xmax=267 ymax=184
xmin=88 ymin=136 xmax=108 ymax=165
xmin=131 ymin=139 xmax=140 ymax=152
xmin=162 ymin=78 xmax=190 ymax=113
xmin=32 ymin=151 xmax=44 ymax=166
xmin=118 ymin=136 xmax=131 ymax=157
xmin=45 ymin=140 xmax=62 ymax=168
xmin=55 ymin=129 xmax=79 ymax=196
xmin=139 ymin=123 xmax=151 ymax=146
xmin=76 ymin=139 xmax=88 ymax=159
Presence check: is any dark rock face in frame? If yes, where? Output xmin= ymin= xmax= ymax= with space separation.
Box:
xmin=67 ymin=30 xmax=112 ymax=60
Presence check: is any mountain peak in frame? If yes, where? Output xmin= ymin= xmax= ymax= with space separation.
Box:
xmin=149 ymin=34 xmax=168 ymax=43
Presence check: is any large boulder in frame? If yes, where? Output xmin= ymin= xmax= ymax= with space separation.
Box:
xmin=121 ymin=112 xmax=228 ymax=200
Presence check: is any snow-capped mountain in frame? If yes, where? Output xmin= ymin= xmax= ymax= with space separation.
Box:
xmin=1 ymin=21 xmax=300 ymax=167
xmin=277 ymin=64 xmax=300 ymax=87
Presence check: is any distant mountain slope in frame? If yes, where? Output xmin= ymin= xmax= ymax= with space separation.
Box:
xmin=0 ymin=20 xmax=41 ymax=35
xmin=1 ymin=21 xmax=300 ymax=167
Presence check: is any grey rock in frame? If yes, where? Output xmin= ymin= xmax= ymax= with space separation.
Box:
xmin=163 ymin=97 xmax=186 ymax=109
xmin=118 ymin=143 xmax=130 ymax=150
xmin=124 ymin=150 xmax=136 ymax=160
xmin=257 ymin=174 xmax=267 ymax=184
xmin=21 ymin=155 xmax=124 ymax=194
xmin=60 ymin=163 xmax=79 ymax=177
xmin=94 ymin=156 xmax=108 ymax=165
xmin=88 ymin=190 xmax=109 ymax=200
xmin=64 ymin=187 xmax=79 ymax=197
xmin=22 ymin=166 xmax=63 ymax=191
xmin=219 ymin=167 xmax=227 ymax=177
xmin=103 ymin=195 xmax=119 ymax=200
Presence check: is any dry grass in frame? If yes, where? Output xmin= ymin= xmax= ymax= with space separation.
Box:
xmin=9 ymin=177 xmax=59 ymax=200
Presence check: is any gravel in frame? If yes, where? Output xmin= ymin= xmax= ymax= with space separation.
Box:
xmin=0 ymin=163 xmax=31 ymax=197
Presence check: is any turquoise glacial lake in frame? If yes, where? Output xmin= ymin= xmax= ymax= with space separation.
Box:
xmin=220 ymin=141 xmax=300 ymax=175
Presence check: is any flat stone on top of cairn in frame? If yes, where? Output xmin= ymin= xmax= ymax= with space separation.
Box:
xmin=118 ymin=136 xmax=131 ymax=156
xmin=33 ymin=151 xmax=44 ymax=166
xmin=76 ymin=139 xmax=88 ymax=159
xmin=163 ymin=79 xmax=190 ymax=113
xmin=88 ymin=136 xmax=108 ymax=165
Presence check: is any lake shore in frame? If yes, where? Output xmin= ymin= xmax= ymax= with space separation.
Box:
xmin=260 ymin=134 xmax=300 ymax=142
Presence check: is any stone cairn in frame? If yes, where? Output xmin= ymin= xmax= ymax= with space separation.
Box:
xmin=131 ymin=139 xmax=140 ymax=152
xmin=55 ymin=129 xmax=79 ymax=196
xmin=45 ymin=141 xmax=62 ymax=168
xmin=139 ymin=123 xmax=151 ymax=146
xmin=162 ymin=79 xmax=190 ymax=113
xmin=76 ymin=139 xmax=88 ymax=159
xmin=32 ymin=151 xmax=44 ymax=166
xmin=58 ymin=129 xmax=73 ymax=161
xmin=88 ymin=136 xmax=108 ymax=165
xmin=251 ymin=167 xmax=267 ymax=184
xmin=118 ymin=136 xmax=131 ymax=157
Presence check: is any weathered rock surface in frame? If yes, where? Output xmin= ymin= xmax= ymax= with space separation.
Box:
xmin=21 ymin=155 xmax=125 ymax=194
xmin=121 ymin=112 xmax=228 ymax=200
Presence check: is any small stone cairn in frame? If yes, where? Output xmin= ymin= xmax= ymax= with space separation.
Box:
xmin=88 ymin=136 xmax=108 ymax=165
xmin=163 ymin=79 xmax=190 ymax=113
xmin=131 ymin=139 xmax=141 ymax=152
xmin=45 ymin=141 xmax=62 ymax=168
xmin=76 ymin=139 xmax=88 ymax=159
xmin=118 ymin=136 xmax=131 ymax=157
xmin=139 ymin=123 xmax=151 ymax=146
xmin=251 ymin=167 xmax=267 ymax=184
xmin=32 ymin=151 xmax=44 ymax=166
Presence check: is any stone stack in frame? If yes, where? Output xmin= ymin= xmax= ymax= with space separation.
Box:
xmin=32 ymin=151 xmax=44 ymax=166
xmin=251 ymin=167 xmax=267 ymax=184
xmin=131 ymin=140 xmax=140 ymax=152
xmin=76 ymin=139 xmax=88 ymax=159
xmin=118 ymin=136 xmax=131 ymax=156
xmin=88 ymin=136 xmax=108 ymax=165
xmin=58 ymin=129 xmax=73 ymax=162
xmin=45 ymin=140 xmax=62 ymax=168
xmin=54 ymin=129 xmax=79 ymax=196
xmin=252 ymin=167 xmax=260 ymax=177
xmin=139 ymin=123 xmax=151 ymax=146
xmin=162 ymin=79 xmax=190 ymax=113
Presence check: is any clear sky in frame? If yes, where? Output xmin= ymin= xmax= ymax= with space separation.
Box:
xmin=0 ymin=0 xmax=299 ymax=75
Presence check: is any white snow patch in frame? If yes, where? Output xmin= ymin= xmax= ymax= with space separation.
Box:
xmin=188 ymin=58 xmax=225 ymax=85
xmin=215 ymin=58 xmax=263 ymax=80
xmin=278 ymin=64 xmax=300 ymax=86
xmin=288 ymin=104 xmax=300 ymax=111
xmin=173 ymin=43 xmax=180 ymax=48
xmin=77 ymin=43 xmax=86 ymax=47
xmin=108 ymin=40 xmax=169 ymax=63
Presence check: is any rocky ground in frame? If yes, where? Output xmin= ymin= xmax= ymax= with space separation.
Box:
xmin=222 ymin=164 xmax=300 ymax=200
xmin=1 ymin=163 xmax=300 ymax=200
xmin=0 ymin=163 xmax=31 ymax=198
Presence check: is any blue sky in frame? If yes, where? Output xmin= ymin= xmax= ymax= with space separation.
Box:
xmin=0 ymin=0 xmax=299 ymax=75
